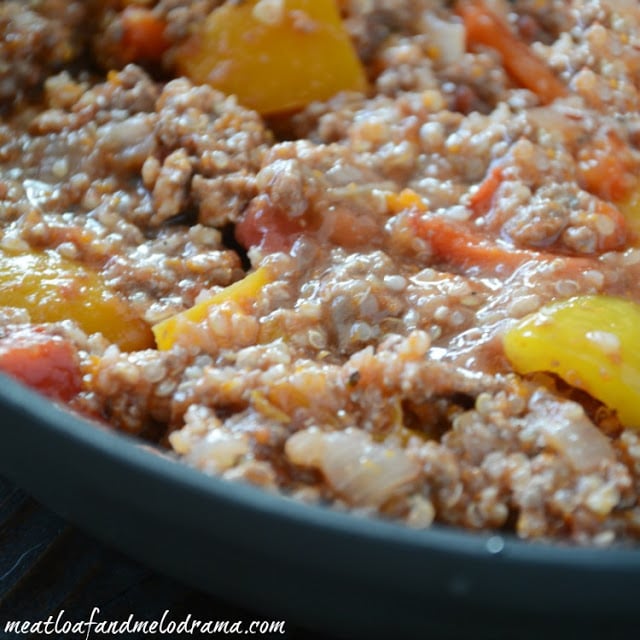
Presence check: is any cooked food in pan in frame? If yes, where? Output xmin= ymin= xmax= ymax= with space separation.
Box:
xmin=2 ymin=0 xmax=640 ymax=545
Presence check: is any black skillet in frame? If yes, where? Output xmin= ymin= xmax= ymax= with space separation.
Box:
xmin=0 ymin=373 xmax=638 ymax=639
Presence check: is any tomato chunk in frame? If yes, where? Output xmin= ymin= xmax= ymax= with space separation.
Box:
xmin=236 ymin=195 xmax=308 ymax=253
xmin=0 ymin=327 xmax=82 ymax=403
xmin=120 ymin=6 xmax=169 ymax=64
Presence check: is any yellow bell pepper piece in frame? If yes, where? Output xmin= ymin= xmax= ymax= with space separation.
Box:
xmin=175 ymin=0 xmax=367 ymax=115
xmin=152 ymin=266 xmax=271 ymax=350
xmin=503 ymin=295 xmax=640 ymax=428
xmin=0 ymin=250 xmax=153 ymax=351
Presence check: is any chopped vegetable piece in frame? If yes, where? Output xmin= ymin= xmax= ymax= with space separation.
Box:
xmin=504 ymin=295 xmax=640 ymax=428
xmin=152 ymin=267 xmax=272 ymax=350
xmin=285 ymin=427 xmax=420 ymax=507
xmin=392 ymin=186 xmax=623 ymax=272
xmin=0 ymin=327 xmax=82 ymax=402
xmin=412 ymin=213 xmax=541 ymax=273
xmin=586 ymin=199 xmax=629 ymax=252
xmin=174 ymin=0 xmax=368 ymax=115
xmin=528 ymin=391 xmax=615 ymax=473
xmin=251 ymin=390 xmax=292 ymax=424
xmin=456 ymin=0 xmax=568 ymax=104
xmin=468 ymin=165 xmax=503 ymax=218
xmin=235 ymin=195 xmax=308 ymax=253
xmin=386 ymin=188 xmax=428 ymax=215
xmin=577 ymin=132 xmax=638 ymax=204
xmin=120 ymin=6 xmax=169 ymax=64
xmin=615 ymin=182 xmax=640 ymax=244
xmin=0 ymin=250 xmax=153 ymax=352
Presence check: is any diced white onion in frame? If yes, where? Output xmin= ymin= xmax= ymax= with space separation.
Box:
xmin=286 ymin=427 xmax=419 ymax=507
xmin=529 ymin=391 xmax=615 ymax=473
